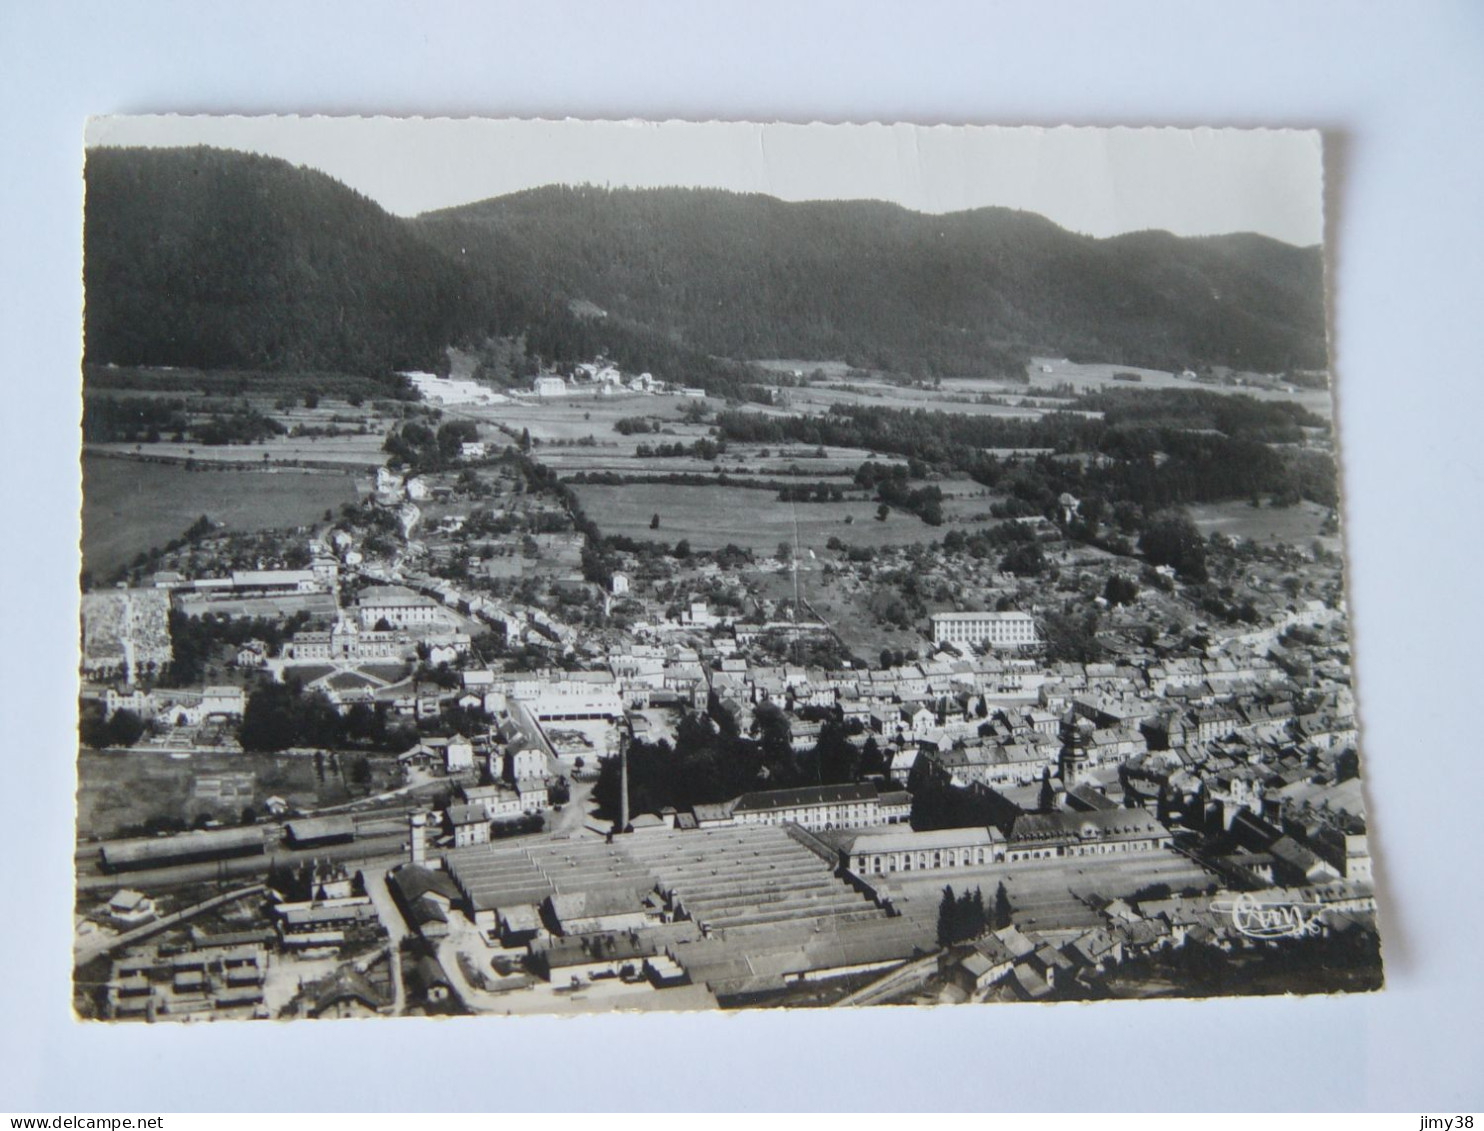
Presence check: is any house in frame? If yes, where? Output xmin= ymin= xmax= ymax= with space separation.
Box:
xmin=309 ymin=968 xmax=390 ymax=1019
xmin=106 ymin=889 xmax=157 ymax=927
xmin=505 ymin=744 xmax=546 ymax=783
xmin=447 ymin=804 xmax=490 ymax=848
xmin=515 ymin=779 xmax=550 ymax=813
xmin=200 ymin=686 xmax=246 ymax=719
xmin=458 ymin=783 xmax=524 ymax=821
xmin=412 ymin=954 xmax=455 ymax=1005
xmin=406 ymin=735 xmax=475 ymax=774
xmin=386 ymin=864 xmax=460 ymax=940
xmin=947 ymin=933 xmax=1018 ymax=994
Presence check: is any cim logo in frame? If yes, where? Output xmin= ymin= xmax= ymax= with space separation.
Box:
xmin=1213 ymin=893 xmax=1328 ymax=939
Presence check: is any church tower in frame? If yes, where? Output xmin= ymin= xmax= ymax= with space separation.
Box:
xmin=1058 ymin=708 xmax=1091 ymax=788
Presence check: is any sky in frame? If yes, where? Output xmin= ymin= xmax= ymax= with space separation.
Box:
xmin=85 ymin=116 xmax=1325 ymax=246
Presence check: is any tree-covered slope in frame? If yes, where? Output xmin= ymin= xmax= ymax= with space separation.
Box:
xmin=417 ymin=185 xmax=1327 ymax=376
xmin=84 ymin=146 xmax=509 ymax=376
xmin=83 ymin=147 xmax=1328 ymax=384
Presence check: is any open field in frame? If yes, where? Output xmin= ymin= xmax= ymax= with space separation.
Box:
xmin=1024 ymin=357 xmax=1336 ymax=419
xmin=74 ymin=748 xmax=387 ymax=840
xmin=780 ymin=380 xmax=1078 ymax=419
xmin=745 ymin=567 xmax=929 ymax=660
xmin=750 ymin=356 xmax=1335 ymax=420
xmin=87 ymin=430 xmax=389 ymax=468
xmin=82 ymin=455 xmax=364 ymax=578
xmin=570 ymin=480 xmax=999 ymax=556
xmin=1187 ymin=498 xmax=1340 ymax=552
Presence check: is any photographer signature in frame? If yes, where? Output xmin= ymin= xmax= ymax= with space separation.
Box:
xmin=1211 ymin=893 xmax=1327 ymax=939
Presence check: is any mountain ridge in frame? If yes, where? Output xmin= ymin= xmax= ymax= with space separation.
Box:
xmin=84 ymin=147 xmax=1328 ymax=386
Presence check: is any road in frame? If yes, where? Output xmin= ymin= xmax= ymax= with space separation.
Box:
xmin=359 ymin=864 xmax=408 ymax=1014
xmin=549 ymin=777 xmax=601 ymax=839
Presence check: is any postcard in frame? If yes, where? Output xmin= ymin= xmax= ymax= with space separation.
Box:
xmin=74 ymin=117 xmax=1379 ymax=1020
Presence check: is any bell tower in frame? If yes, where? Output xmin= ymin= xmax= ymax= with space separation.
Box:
xmin=1058 ymin=708 xmax=1090 ymax=788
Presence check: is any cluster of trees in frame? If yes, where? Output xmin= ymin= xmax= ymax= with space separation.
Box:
xmin=613 ymin=416 xmax=661 ymax=435
xmin=936 ymin=882 xmax=1013 ymax=947
xmin=78 ymin=703 xmax=148 ymax=748
xmin=267 ymin=859 xmax=365 ymax=903
xmin=776 ymin=482 xmax=846 ymax=503
xmin=592 ymin=714 xmax=773 ymax=821
xmin=238 ymin=678 xmax=347 ymax=752
xmin=591 ymin=708 xmax=884 ymax=822
xmin=907 ymin=761 xmax=1010 ymax=832
xmin=719 ymin=398 xmax=1338 ymax=516
xmin=634 ymin=438 xmax=722 ymax=460
xmin=81 ymin=396 xmax=190 ymax=443
xmin=1082 ymin=387 xmax=1327 ymax=444
xmin=1138 ymin=513 xmax=1210 ymax=582
xmin=1104 ymin=574 xmax=1140 ymax=606
xmin=162 ymin=609 xmax=311 ymax=687
xmin=383 ymin=419 xmax=481 ymax=472
xmin=237 ymin=681 xmax=419 ymax=754
xmin=82 ymin=395 xmax=284 ymax=446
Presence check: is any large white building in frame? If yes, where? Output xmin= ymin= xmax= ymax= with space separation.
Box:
xmin=356 ymin=585 xmax=445 ymax=630
xmin=710 ymin=783 xmax=912 ymax=833
xmin=283 ymin=618 xmax=401 ymax=663
xmin=930 ymin=611 xmax=1038 ymax=649
xmin=843 ymin=826 xmax=1006 ymax=877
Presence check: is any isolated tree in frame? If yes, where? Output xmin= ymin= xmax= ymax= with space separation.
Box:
xmin=993 ymin=882 xmax=1013 ymax=930
xmin=303 ymin=391 xmax=319 ymax=409
xmin=105 ymin=709 xmax=147 ymax=748
xmin=937 ymin=886 xmax=959 ymax=948
xmin=876 ymin=503 xmax=890 ymax=522
xmin=1104 ymin=574 xmax=1140 ymax=606
xmin=650 ymin=513 xmax=660 ymax=529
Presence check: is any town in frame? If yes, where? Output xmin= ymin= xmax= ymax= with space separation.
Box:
xmin=74 ymin=349 xmax=1381 ymax=1020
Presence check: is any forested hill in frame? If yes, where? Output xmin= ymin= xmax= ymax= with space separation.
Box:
xmin=84 ymin=147 xmax=1327 ymax=383
xmin=416 ymin=185 xmax=1328 ymax=376
xmin=84 ymin=146 xmax=517 ymax=376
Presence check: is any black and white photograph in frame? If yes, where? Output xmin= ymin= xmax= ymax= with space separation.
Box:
xmin=72 ymin=116 xmax=1382 ymax=1021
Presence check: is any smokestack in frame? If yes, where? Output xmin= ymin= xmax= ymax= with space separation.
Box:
xmin=617 ymin=732 xmax=630 ymax=835
xmin=409 ymin=811 xmax=427 ymax=866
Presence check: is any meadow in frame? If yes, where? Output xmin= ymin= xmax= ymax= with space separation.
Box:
xmin=82 ymin=455 xmax=365 ymax=578
xmin=569 ymin=479 xmax=999 ymax=556
xmin=1187 ymin=498 xmax=1340 ymax=553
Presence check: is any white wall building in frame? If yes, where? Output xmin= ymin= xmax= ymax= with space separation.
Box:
xmin=930 ymin=611 xmax=1038 ymax=649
